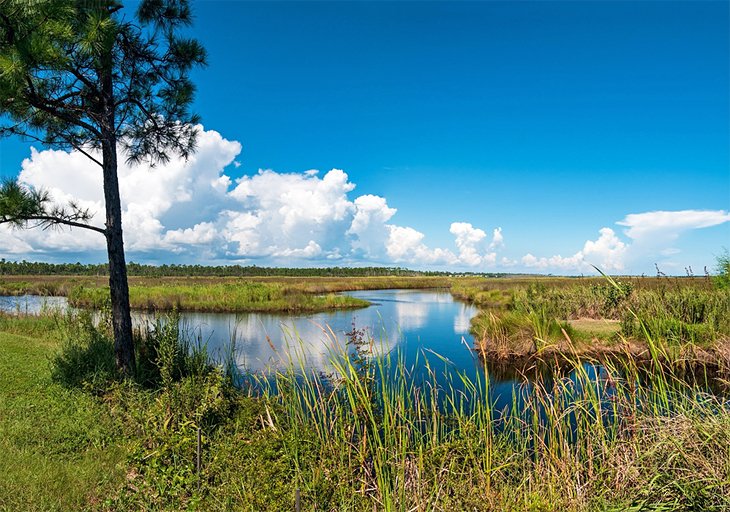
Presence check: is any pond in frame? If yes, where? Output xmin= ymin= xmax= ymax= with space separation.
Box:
xmin=2 ymin=290 xmax=720 ymax=413
xmin=0 ymin=289 xmax=481 ymax=374
xmin=0 ymin=294 xmax=68 ymax=315
xmin=0 ymin=290 xmax=515 ymax=401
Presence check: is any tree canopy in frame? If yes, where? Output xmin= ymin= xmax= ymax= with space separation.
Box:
xmin=0 ymin=0 xmax=205 ymax=164
xmin=0 ymin=0 xmax=206 ymax=374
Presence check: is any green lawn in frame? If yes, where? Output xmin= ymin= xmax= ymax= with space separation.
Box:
xmin=0 ymin=330 xmax=127 ymax=511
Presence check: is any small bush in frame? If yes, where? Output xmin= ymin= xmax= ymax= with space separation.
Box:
xmin=50 ymin=312 xmax=117 ymax=393
xmin=51 ymin=310 xmax=217 ymax=393
xmin=134 ymin=312 xmax=211 ymax=389
xmin=714 ymin=250 xmax=730 ymax=290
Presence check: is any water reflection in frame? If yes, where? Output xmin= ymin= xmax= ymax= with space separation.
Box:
xmin=118 ymin=289 xmax=478 ymax=375
xmin=1 ymin=292 xmax=725 ymax=409
xmin=395 ymin=300 xmax=429 ymax=330
xmin=453 ymin=305 xmax=473 ymax=334
xmin=0 ymin=295 xmax=67 ymax=315
xmin=0 ymin=290 xmax=480 ymax=375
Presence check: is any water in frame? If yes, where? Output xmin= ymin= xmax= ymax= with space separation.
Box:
xmin=0 ymin=290 xmax=478 ymax=370
xmin=0 ymin=290 xmax=518 ymax=407
xmin=139 ymin=289 xmax=480 ymax=374
xmin=0 ymin=294 xmax=68 ymax=315
xmin=2 ymin=291 xmax=721 ymax=413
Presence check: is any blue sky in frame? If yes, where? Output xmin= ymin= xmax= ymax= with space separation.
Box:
xmin=1 ymin=1 xmax=728 ymax=274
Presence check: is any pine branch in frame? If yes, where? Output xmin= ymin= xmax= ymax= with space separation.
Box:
xmin=0 ymin=180 xmax=105 ymax=235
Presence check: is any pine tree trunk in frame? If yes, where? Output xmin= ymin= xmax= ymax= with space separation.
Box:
xmin=101 ymin=134 xmax=135 ymax=375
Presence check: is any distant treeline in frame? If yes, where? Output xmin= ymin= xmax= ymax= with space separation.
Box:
xmin=0 ymin=259 xmax=510 ymax=278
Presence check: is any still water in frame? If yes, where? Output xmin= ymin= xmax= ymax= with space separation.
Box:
xmin=2 ymin=290 xmax=720 ymax=412
xmin=0 ymin=289 xmax=481 ymax=374
xmin=0 ymin=290 xmax=534 ymax=409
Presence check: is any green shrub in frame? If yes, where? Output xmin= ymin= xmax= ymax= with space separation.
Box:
xmin=51 ymin=310 xmax=218 ymax=392
xmin=134 ymin=312 xmax=211 ymax=389
xmin=50 ymin=312 xmax=117 ymax=393
xmin=714 ymin=250 xmax=730 ymax=290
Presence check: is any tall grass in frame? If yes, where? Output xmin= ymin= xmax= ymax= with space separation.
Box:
xmin=230 ymin=324 xmax=730 ymax=511
xmin=470 ymin=277 xmax=730 ymax=364
xmin=7 ymin=295 xmax=724 ymax=509
xmin=0 ymin=275 xmax=452 ymax=299
xmin=67 ymin=282 xmax=370 ymax=313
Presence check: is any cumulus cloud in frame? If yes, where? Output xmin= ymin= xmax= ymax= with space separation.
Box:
xmin=223 ymin=168 xmax=355 ymax=258
xmin=3 ymin=126 xmax=242 ymax=257
xmin=347 ymin=194 xmax=397 ymax=259
xmin=386 ymin=226 xmax=457 ymax=265
xmin=448 ymin=222 xmax=497 ymax=267
xmin=517 ymin=209 xmax=729 ymax=274
xmin=0 ymin=128 xmax=504 ymax=268
xmin=9 ymin=126 xmax=717 ymax=275
xmin=582 ymin=227 xmax=628 ymax=270
xmin=489 ymin=227 xmax=504 ymax=249
xmin=521 ymin=228 xmax=627 ymax=272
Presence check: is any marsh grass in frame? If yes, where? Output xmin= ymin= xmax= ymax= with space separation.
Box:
xmin=0 ymin=274 xmax=450 ymax=299
xmin=3 ymin=273 xmax=729 ymax=510
xmin=67 ymin=281 xmax=371 ymax=313
xmin=222 ymin=323 xmax=730 ymax=511
xmin=469 ymin=276 xmax=730 ymax=366
xmin=1 ymin=305 xmax=728 ymax=510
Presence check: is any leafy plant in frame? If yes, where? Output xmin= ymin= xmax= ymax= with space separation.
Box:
xmin=714 ymin=250 xmax=730 ymax=290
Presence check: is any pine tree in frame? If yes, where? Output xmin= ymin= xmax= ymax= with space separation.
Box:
xmin=0 ymin=0 xmax=206 ymax=374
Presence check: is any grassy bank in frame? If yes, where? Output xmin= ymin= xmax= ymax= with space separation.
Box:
xmin=0 ymin=275 xmax=452 ymax=313
xmin=462 ymin=276 xmax=730 ymax=371
xmin=0 ymin=318 xmax=127 ymax=511
xmin=67 ymin=282 xmax=371 ymax=313
xmin=1 ymin=311 xmax=729 ymax=510
xmin=3 ymin=273 xmax=727 ymax=366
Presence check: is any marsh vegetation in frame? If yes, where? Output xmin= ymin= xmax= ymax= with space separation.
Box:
xmin=1 ymin=302 xmax=728 ymax=511
xmin=0 ymin=275 xmax=451 ymax=312
xmin=1 ymin=268 xmax=729 ymax=510
xmin=459 ymin=275 xmax=730 ymax=374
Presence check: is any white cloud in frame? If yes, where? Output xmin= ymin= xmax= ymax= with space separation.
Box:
xmin=5 ymin=129 xmax=721 ymax=275
xmin=224 ymin=168 xmax=356 ymax=258
xmin=617 ymin=210 xmax=730 ymax=241
xmin=520 ymin=227 xmax=626 ymax=272
xmin=501 ymin=256 xmax=517 ymax=267
xmin=450 ymin=222 xmax=486 ymax=266
xmin=347 ymin=194 xmax=397 ymax=259
xmin=1 ymin=129 xmax=502 ymax=268
xmin=163 ymin=222 xmax=218 ymax=246
xmin=0 ymin=230 xmax=34 ymax=254
xmin=7 ymin=125 xmax=242 ymax=257
xmin=516 ymin=209 xmax=728 ymax=274
xmin=272 ymin=240 xmax=323 ymax=259
xmin=448 ymin=222 xmax=500 ymax=267
xmin=386 ymin=226 xmax=457 ymax=265
xmin=490 ymin=227 xmax=504 ymax=249
xmin=581 ymin=227 xmax=627 ymax=270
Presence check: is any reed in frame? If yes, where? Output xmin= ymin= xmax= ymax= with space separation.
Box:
xmin=2 ymin=304 xmax=728 ymax=510
xmin=228 ymin=325 xmax=730 ymax=511
xmin=470 ymin=276 xmax=730 ymax=366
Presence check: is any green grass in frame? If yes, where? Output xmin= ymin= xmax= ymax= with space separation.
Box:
xmin=242 ymin=330 xmax=730 ymax=511
xmin=2 ymin=280 xmax=729 ymax=510
xmin=465 ymin=277 xmax=730 ymax=366
xmin=67 ymin=282 xmax=371 ymax=313
xmin=1 ymin=275 xmax=454 ymax=313
xmin=0 ymin=327 xmax=127 ymax=511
